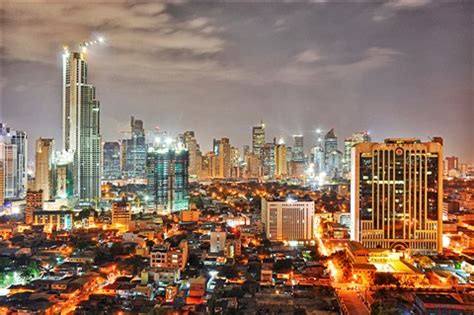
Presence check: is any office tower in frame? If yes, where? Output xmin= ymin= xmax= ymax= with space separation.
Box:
xmin=261 ymin=198 xmax=314 ymax=241
xmin=262 ymin=140 xmax=276 ymax=178
xmin=445 ymin=156 xmax=459 ymax=172
xmin=252 ymin=121 xmax=265 ymax=161
xmin=323 ymin=128 xmax=341 ymax=178
xmin=343 ymin=131 xmax=371 ymax=176
xmin=215 ymin=138 xmax=231 ymax=178
xmin=183 ymin=131 xmax=202 ymax=178
xmin=244 ymin=152 xmax=261 ymax=179
xmin=0 ymin=124 xmax=28 ymax=200
xmin=35 ymin=138 xmax=55 ymax=201
xmin=123 ymin=117 xmax=147 ymax=179
xmin=146 ymin=142 xmax=189 ymax=213
xmin=202 ymin=151 xmax=218 ymax=179
xmin=25 ymin=189 xmax=43 ymax=225
xmin=292 ymin=135 xmax=304 ymax=162
xmin=231 ymin=147 xmax=241 ymax=178
xmin=54 ymin=151 xmax=74 ymax=200
xmin=351 ymin=138 xmax=443 ymax=255
xmin=103 ymin=142 xmax=121 ymax=180
xmin=10 ymin=131 xmax=28 ymax=199
xmin=326 ymin=150 xmax=343 ymax=178
xmin=310 ymin=146 xmax=324 ymax=174
xmin=243 ymin=145 xmax=250 ymax=157
xmin=62 ymin=49 xmax=101 ymax=203
xmin=274 ymin=140 xmax=288 ymax=178
xmin=112 ymin=198 xmax=131 ymax=228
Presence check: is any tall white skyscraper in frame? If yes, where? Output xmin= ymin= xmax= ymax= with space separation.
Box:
xmin=62 ymin=48 xmax=101 ymax=203
xmin=350 ymin=138 xmax=443 ymax=255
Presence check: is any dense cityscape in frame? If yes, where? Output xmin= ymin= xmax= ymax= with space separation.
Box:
xmin=1 ymin=1 xmax=473 ymax=315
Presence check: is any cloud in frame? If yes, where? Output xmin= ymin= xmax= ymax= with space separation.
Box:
xmin=1 ymin=2 xmax=237 ymax=83
xmin=277 ymin=47 xmax=402 ymax=85
xmin=373 ymin=0 xmax=431 ymax=21
xmin=295 ymin=49 xmax=323 ymax=63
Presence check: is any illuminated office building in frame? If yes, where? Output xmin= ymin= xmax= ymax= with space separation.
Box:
xmin=274 ymin=140 xmax=288 ymax=178
xmin=262 ymin=198 xmax=315 ymax=242
xmin=35 ymin=138 xmax=55 ymax=201
xmin=292 ymin=135 xmax=304 ymax=163
xmin=103 ymin=142 xmax=121 ymax=180
xmin=146 ymin=141 xmax=189 ymax=213
xmin=350 ymin=138 xmax=443 ymax=255
xmin=252 ymin=121 xmax=265 ymax=161
xmin=122 ymin=117 xmax=146 ymax=179
xmin=62 ymin=49 xmax=101 ymax=203
xmin=343 ymin=131 xmax=371 ymax=177
xmin=54 ymin=151 xmax=74 ymax=200
xmin=262 ymin=141 xmax=276 ymax=178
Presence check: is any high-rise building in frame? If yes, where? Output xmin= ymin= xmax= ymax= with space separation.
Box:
xmin=323 ymin=128 xmax=341 ymax=178
xmin=62 ymin=49 xmax=101 ymax=203
xmin=311 ymin=145 xmax=325 ymax=174
xmin=0 ymin=124 xmax=28 ymax=200
xmin=243 ymin=152 xmax=261 ymax=179
xmin=54 ymin=151 xmax=74 ymax=200
xmin=274 ymin=140 xmax=288 ymax=178
xmin=146 ymin=142 xmax=189 ymax=213
xmin=445 ymin=156 xmax=459 ymax=172
xmin=183 ymin=131 xmax=202 ymax=178
xmin=10 ymin=131 xmax=28 ymax=199
xmin=261 ymin=198 xmax=315 ymax=241
xmin=343 ymin=131 xmax=371 ymax=176
xmin=35 ymin=138 xmax=55 ymax=201
xmin=262 ymin=141 xmax=276 ymax=178
xmin=122 ymin=117 xmax=147 ymax=179
xmin=292 ymin=135 xmax=304 ymax=162
xmin=25 ymin=189 xmax=43 ymax=225
xmin=350 ymin=138 xmax=443 ymax=255
xmin=103 ymin=142 xmax=121 ymax=180
xmin=252 ymin=121 xmax=265 ymax=161
xmin=212 ymin=138 xmax=231 ymax=178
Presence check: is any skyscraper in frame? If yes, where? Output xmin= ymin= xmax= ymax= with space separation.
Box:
xmin=343 ymin=131 xmax=371 ymax=177
xmin=323 ymin=128 xmax=341 ymax=178
xmin=274 ymin=140 xmax=288 ymax=178
xmin=10 ymin=131 xmax=28 ymax=199
xmin=262 ymin=141 xmax=276 ymax=178
xmin=183 ymin=131 xmax=202 ymax=178
xmin=0 ymin=124 xmax=28 ymax=200
xmin=62 ymin=49 xmax=101 ymax=203
xmin=252 ymin=121 xmax=265 ymax=161
xmin=123 ymin=117 xmax=147 ymax=179
xmin=292 ymin=135 xmax=304 ymax=163
xmin=146 ymin=142 xmax=189 ymax=213
xmin=215 ymin=138 xmax=231 ymax=178
xmin=35 ymin=138 xmax=55 ymax=201
xmin=103 ymin=142 xmax=121 ymax=180
xmin=350 ymin=138 xmax=443 ymax=255
xmin=445 ymin=156 xmax=459 ymax=172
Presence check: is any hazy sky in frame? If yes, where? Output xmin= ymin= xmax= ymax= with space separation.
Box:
xmin=1 ymin=0 xmax=472 ymax=163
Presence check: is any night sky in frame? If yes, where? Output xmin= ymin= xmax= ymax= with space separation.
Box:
xmin=1 ymin=0 xmax=472 ymax=163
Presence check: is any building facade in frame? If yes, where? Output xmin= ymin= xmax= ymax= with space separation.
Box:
xmin=122 ymin=117 xmax=147 ymax=179
xmin=35 ymin=138 xmax=55 ymax=201
xmin=103 ymin=142 xmax=121 ymax=180
xmin=146 ymin=144 xmax=189 ymax=213
xmin=62 ymin=50 xmax=101 ymax=203
xmin=350 ymin=138 xmax=443 ymax=255
xmin=262 ymin=198 xmax=315 ymax=241
xmin=252 ymin=121 xmax=265 ymax=161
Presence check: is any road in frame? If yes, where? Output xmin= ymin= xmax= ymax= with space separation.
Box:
xmin=338 ymin=289 xmax=369 ymax=315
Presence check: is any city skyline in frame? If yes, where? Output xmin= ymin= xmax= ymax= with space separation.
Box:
xmin=1 ymin=1 xmax=473 ymax=164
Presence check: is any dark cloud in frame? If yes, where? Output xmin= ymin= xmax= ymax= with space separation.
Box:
xmin=1 ymin=1 xmax=472 ymax=163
